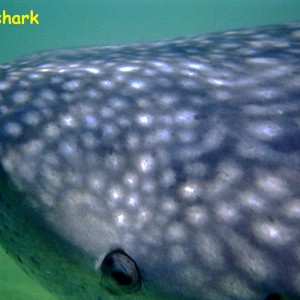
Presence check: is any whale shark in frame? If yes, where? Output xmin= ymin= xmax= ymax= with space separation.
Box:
xmin=0 ymin=22 xmax=300 ymax=300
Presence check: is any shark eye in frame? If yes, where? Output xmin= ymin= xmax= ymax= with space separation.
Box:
xmin=101 ymin=249 xmax=141 ymax=294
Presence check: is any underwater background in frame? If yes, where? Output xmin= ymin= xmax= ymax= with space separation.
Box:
xmin=0 ymin=0 xmax=300 ymax=299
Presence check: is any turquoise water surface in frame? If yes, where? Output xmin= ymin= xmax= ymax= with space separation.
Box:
xmin=0 ymin=1 xmax=300 ymax=299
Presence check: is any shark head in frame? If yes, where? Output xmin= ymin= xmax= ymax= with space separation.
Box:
xmin=0 ymin=23 xmax=300 ymax=300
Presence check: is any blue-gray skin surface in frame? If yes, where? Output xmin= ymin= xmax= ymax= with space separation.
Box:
xmin=0 ymin=22 xmax=300 ymax=300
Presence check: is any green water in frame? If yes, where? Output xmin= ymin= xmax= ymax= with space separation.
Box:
xmin=0 ymin=247 xmax=56 ymax=300
xmin=0 ymin=0 xmax=300 ymax=299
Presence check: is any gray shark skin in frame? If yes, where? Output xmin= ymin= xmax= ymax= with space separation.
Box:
xmin=0 ymin=22 xmax=300 ymax=300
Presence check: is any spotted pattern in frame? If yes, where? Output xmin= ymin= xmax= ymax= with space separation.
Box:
xmin=0 ymin=22 xmax=300 ymax=300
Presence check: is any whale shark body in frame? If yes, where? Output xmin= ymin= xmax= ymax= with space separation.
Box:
xmin=0 ymin=22 xmax=300 ymax=300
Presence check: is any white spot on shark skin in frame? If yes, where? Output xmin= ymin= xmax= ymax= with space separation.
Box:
xmin=108 ymin=185 xmax=124 ymax=205
xmin=253 ymin=220 xmax=294 ymax=245
xmin=63 ymin=80 xmax=81 ymax=91
xmin=246 ymin=57 xmax=280 ymax=65
xmin=102 ymin=123 xmax=118 ymax=138
xmin=114 ymin=211 xmax=129 ymax=227
xmin=136 ymin=113 xmax=153 ymax=127
xmin=180 ymin=181 xmax=203 ymax=201
xmin=109 ymin=97 xmax=128 ymax=110
xmin=23 ymin=140 xmax=44 ymax=156
xmin=0 ymin=81 xmax=11 ymax=91
xmin=137 ymin=153 xmax=155 ymax=173
xmin=141 ymin=179 xmax=156 ymax=194
xmin=22 ymin=111 xmax=41 ymax=126
xmin=118 ymin=65 xmax=139 ymax=73
xmin=39 ymin=89 xmax=57 ymax=102
xmin=126 ymin=193 xmax=139 ymax=208
xmin=284 ymin=199 xmax=300 ymax=219
xmin=160 ymin=169 xmax=176 ymax=188
xmin=4 ymin=122 xmax=22 ymax=137
xmin=123 ymin=171 xmax=139 ymax=189
xmin=44 ymin=123 xmax=61 ymax=139
xmin=87 ymin=172 xmax=106 ymax=192
xmin=240 ymin=191 xmax=266 ymax=211
xmin=166 ymin=222 xmax=186 ymax=242
xmin=129 ymin=80 xmax=146 ymax=90
xmin=100 ymin=79 xmax=116 ymax=90
xmin=179 ymin=78 xmax=198 ymax=90
xmin=12 ymin=90 xmax=30 ymax=104
xmin=185 ymin=205 xmax=208 ymax=226
xmin=183 ymin=61 xmax=208 ymax=71
xmin=159 ymin=94 xmax=178 ymax=106
xmin=247 ymin=121 xmax=283 ymax=141
xmin=255 ymin=172 xmax=289 ymax=197
xmin=161 ymin=197 xmax=178 ymax=217
xmin=207 ymin=77 xmax=230 ymax=86
xmin=175 ymin=110 xmax=196 ymax=125
xmin=105 ymin=153 xmax=124 ymax=171
xmin=58 ymin=140 xmax=79 ymax=160
xmin=136 ymin=208 xmax=152 ymax=228
xmin=126 ymin=132 xmax=141 ymax=150
xmin=184 ymin=162 xmax=207 ymax=177
xmin=215 ymin=202 xmax=240 ymax=223
xmin=169 ymin=245 xmax=187 ymax=263
xmin=60 ymin=114 xmax=76 ymax=127
xmin=148 ymin=128 xmax=172 ymax=145
xmin=100 ymin=106 xmax=115 ymax=118
xmin=85 ymin=114 xmax=98 ymax=128
xmin=151 ymin=61 xmax=174 ymax=73
xmin=28 ymin=72 xmax=44 ymax=80
xmin=83 ymin=66 xmax=101 ymax=74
